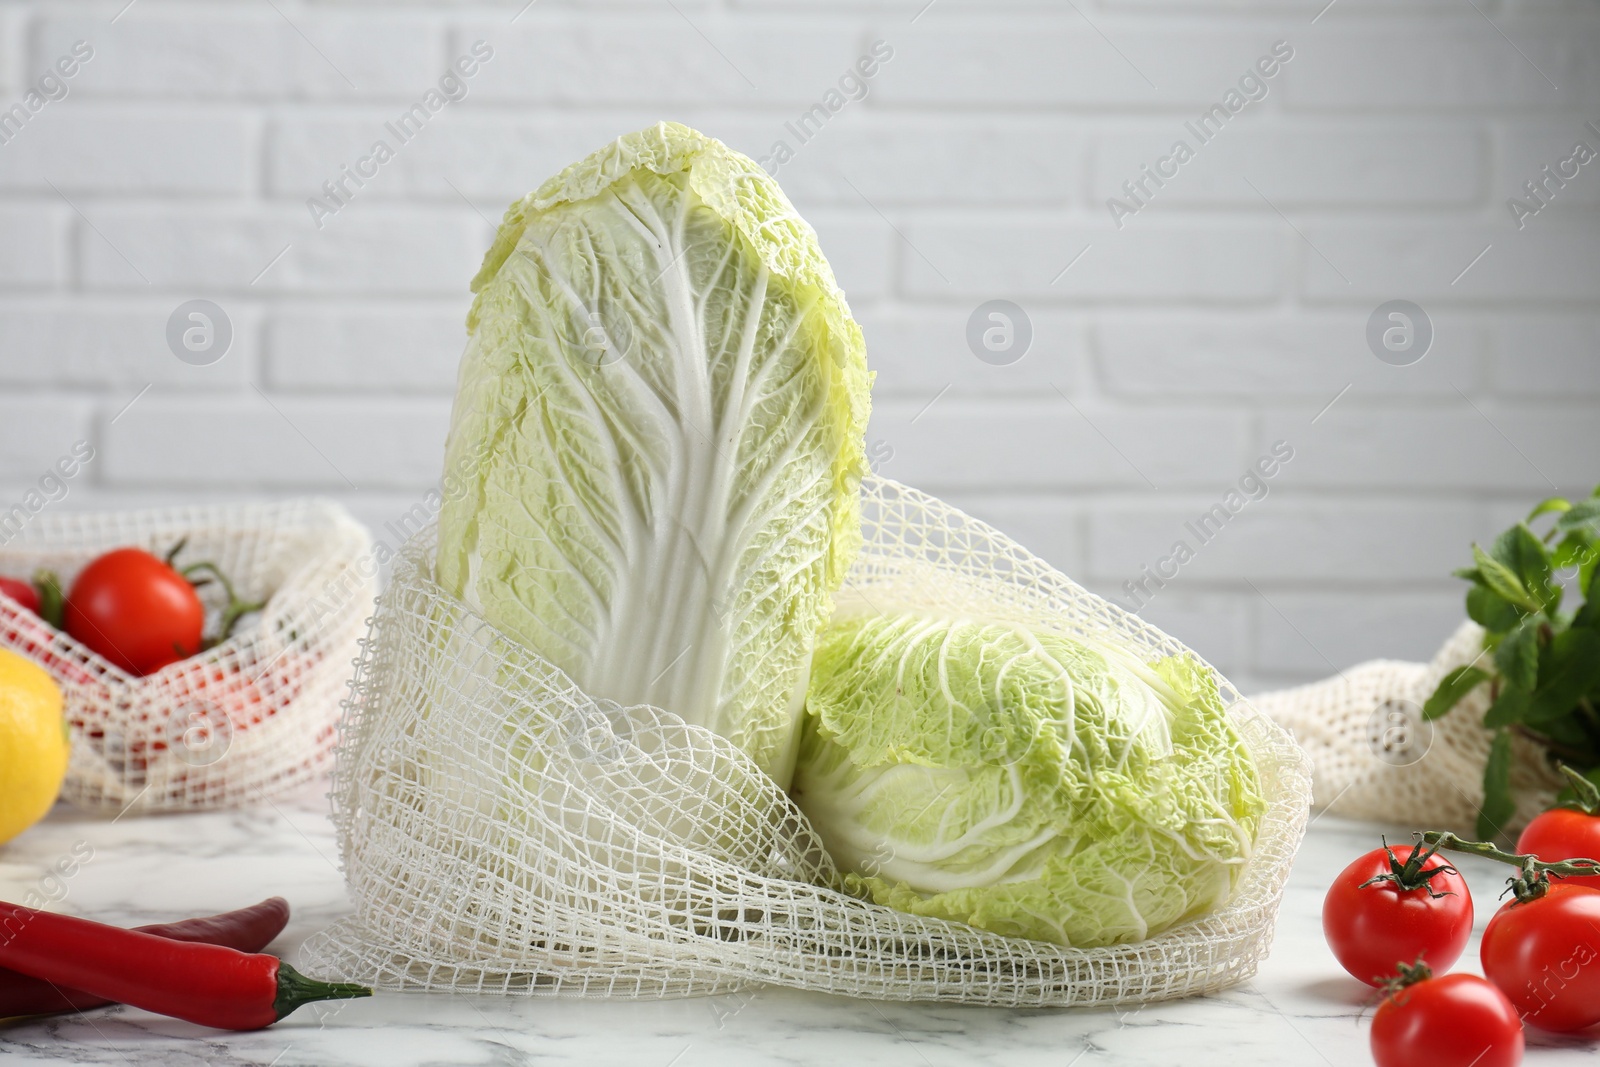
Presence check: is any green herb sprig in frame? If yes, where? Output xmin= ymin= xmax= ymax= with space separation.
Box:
xmin=1423 ymin=485 xmax=1600 ymax=840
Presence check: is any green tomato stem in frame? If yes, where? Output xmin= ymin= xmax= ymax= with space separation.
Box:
xmin=164 ymin=536 xmax=189 ymax=568
xmin=180 ymin=561 xmax=266 ymax=648
xmin=1380 ymin=957 xmax=1434 ymax=996
xmin=31 ymin=569 xmax=64 ymax=630
xmin=1419 ymin=830 xmax=1600 ymax=901
xmin=1557 ymin=762 xmax=1600 ymax=817
xmin=1358 ymin=835 xmax=1460 ymax=897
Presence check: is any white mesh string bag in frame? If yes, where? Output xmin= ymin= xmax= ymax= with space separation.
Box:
xmin=0 ymin=500 xmax=376 ymax=814
xmin=303 ymin=477 xmax=1311 ymax=1006
xmin=1254 ymin=621 xmax=1563 ymax=835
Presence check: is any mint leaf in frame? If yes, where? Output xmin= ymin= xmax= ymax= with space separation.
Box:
xmin=1556 ymin=498 xmax=1600 ymax=533
xmin=1529 ymin=496 xmax=1574 ymax=523
xmin=1555 ymin=520 xmax=1600 ymax=594
xmin=1491 ymin=524 xmax=1560 ymax=612
xmin=1424 ymin=665 xmax=1491 ymax=720
xmin=1472 ymin=544 xmax=1542 ymax=613
xmin=1483 ymin=683 xmax=1531 ymax=729
xmin=1552 ymin=530 xmax=1596 ymax=572
xmin=1575 ymin=568 xmax=1600 ymax=631
xmin=1527 ymin=629 xmax=1600 ymax=723
xmin=1478 ymin=729 xmax=1516 ymax=841
xmin=1467 ymin=586 xmax=1526 ymax=634
xmin=1494 ymin=617 xmax=1542 ymax=692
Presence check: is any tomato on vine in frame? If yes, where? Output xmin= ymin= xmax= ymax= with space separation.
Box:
xmin=1515 ymin=765 xmax=1600 ymax=892
xmin=40 ymin=539 xmax=263 ymax=677
xmin=1323 ymin=838 xmax=1472 ymax=985
xmin=63 ymin=547 xmax=204 ymax=675
xmin=1370 ymin=962 xmax=1523 ymax=1067
xmin=1481 ymin=880 xmax=1600 ymax=1031
xmin=1409 ymin=829 xmax=1600 ymax=1034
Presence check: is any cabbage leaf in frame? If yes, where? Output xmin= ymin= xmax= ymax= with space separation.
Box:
xmin=436 ymin=123 xmax=871 ymax=785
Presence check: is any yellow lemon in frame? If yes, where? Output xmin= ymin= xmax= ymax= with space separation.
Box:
xmin=0 ymin=649 xmax=69 ymax=846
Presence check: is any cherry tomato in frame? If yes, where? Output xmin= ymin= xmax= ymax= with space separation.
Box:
xmin=1516 ymin=808 xmax=1600 ymax=892
xmin=0 ymin=577 xmax=39 ymax=615
xmin=64 ymin=548 xmax=204 ymax=677
xmin=1481 ymin=882 xmax=1600 ymax=1031
xmin=1371 ymin=972 xmax=1522 ymax=1067
xmin=1323 ymin=845 xmax=1473 ymax=985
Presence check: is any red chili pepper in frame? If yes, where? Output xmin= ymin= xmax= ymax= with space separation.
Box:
xmin=0 ymin=901 xmax=367 ymax=1030
xmin=0 ymin=897 xmax=290 ymax=1018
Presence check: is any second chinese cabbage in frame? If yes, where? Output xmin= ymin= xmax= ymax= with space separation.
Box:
xmin=792 ymin=612 xmax=1266 ymax=948
xmin=435 ymin=123 xmax=871 ymax=785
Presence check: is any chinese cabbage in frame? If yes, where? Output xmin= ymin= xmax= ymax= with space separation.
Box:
xmin=792 ymin=612 xmax=1264 ymax=947
xmin=435 ymin=122 xmax=871 ymax=785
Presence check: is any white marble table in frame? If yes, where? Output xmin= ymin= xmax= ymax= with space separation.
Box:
xmin=1 ymin=789 xmax=1594 ymax=1066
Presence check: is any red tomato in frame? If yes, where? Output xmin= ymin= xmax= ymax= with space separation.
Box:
xmin=1481 ymin=882 xmax=1600 ymax=1031
xmin=0 ymin=577 xmax=39 ymax=615
xmin=1323 ymin=845 xmax=1473 ymax=985
xmin=1515 ymin=809 xmax=1600 ymax=892
xmin=64 ymin=548 xmax=204 ymax=676
xmin=1371 ymin=972 xmax=1523 ymax=1067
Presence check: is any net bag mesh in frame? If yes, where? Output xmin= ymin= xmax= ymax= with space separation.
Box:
xmin=1254 ymin=620 xmax=1563 ymax=835
xmin=303 ymin=477 xmax=1311 ymax=1006
xmin=0 ymin=500 xmax=376 ymax=814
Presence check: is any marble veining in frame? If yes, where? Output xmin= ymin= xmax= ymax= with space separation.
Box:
xmin=1 ymin=787 xmax=1593 ymax=1066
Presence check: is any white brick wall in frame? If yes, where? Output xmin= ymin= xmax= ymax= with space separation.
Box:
xmin=0 ymin=0 xmax=1596 ymax=693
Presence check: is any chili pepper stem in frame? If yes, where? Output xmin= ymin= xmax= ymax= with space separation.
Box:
xmin=272 ymin=962 xmax=370 ymax=1020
